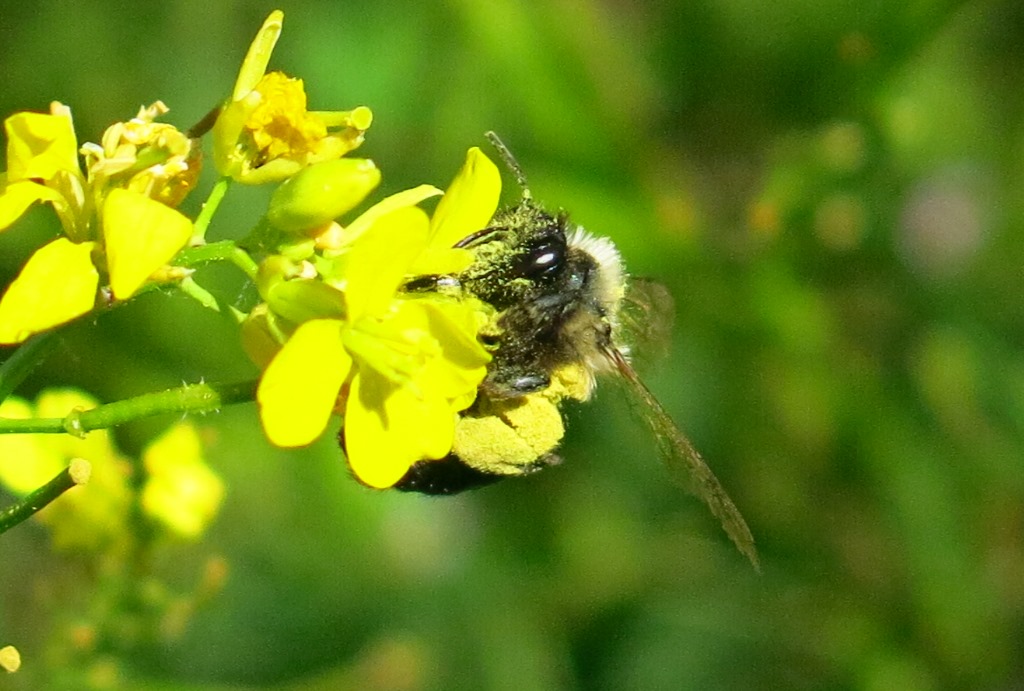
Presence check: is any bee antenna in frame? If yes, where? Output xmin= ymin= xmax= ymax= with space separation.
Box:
xmin=485 ymin=131 xmax=532 ymax=202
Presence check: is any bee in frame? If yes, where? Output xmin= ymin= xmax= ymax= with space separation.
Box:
xmin=394 ymin=134 xmax=758 ymax=569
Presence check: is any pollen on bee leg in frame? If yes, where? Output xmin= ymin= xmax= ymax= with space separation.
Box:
xmin=452 ymin=394 xmax=565 ymax=475
xmin=547 ymin=364 xmax=594 ymax=402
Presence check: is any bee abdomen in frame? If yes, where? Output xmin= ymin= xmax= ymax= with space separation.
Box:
xmin=393 ymin=455 xmax=505 ymax=495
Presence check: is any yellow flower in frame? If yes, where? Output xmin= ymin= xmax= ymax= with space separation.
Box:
xmin=0 ymin=390 xmax=132 ymax=552
xmin=141 ymin=423 xmax=225 ymax=540
xmin=254 ymin=147 xmax=505 ymax=487
xmin=0 ymin=102 xmax=197 ymax=342
xmin=213 ymin=10 xmax=372 ymax=185
xmin=81 ymin=101 xmax=201 ymax=208
xmin=0 ymin=103 xmax=90 ymax=240
xmin=257 ymin=202 xmax=491 ymax=488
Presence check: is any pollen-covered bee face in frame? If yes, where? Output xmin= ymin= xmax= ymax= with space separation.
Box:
xmin=452 ymin=201 xmax=621 ymax=399
xmin=393 ymin=198 xmax=624 ymax=495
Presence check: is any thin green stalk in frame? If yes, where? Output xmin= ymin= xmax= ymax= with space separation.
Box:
xmin=178 ymin=276 xmax=222 ymax=312
xmin=191 ymin=176 xmax=232 ymax=242
xmin=177 ymin=278 xmax=248 ymax=323
xmin=0 ymin=331 xmax=60 ymax=406
xmin=0 ymin=458 xmax=91 ymax=535
xmin=0 ymin=380 xmax=257 ymax=436
xmin=176 ymin=240 xmax=259 ymax=279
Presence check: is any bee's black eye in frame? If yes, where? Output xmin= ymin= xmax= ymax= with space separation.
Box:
xmin=516 ymin=238 xmax=565 ymax=279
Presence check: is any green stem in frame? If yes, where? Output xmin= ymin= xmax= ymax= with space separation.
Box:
xmin=176 ymin=278 xmax=247 ymax=322
xmin=177 ymin=276 xmax=221 ymax=312
xmin=0 ymin=331 xmax=60 ymax=406
xmin=0 ymin=380 xmax=257 ymax=436
xmin=191 ymin=176 xmax=232 ymax=242
xmin=0 ymin=458 xmax=91 ymax=535
xmin=176 ymin=240 xmax=259 ymax=279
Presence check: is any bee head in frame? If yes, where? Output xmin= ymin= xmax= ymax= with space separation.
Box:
xmin=445 ymin=135 xmax=625 ymax=398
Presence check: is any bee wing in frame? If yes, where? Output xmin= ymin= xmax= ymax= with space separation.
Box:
xmin=604 ymin=346 xmax=760 ymax=571
xmin=618 ymin=278 xmax=675 ymax=367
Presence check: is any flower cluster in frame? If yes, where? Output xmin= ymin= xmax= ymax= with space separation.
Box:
xmin=0 ymin=390 xmax=224 ymax=549
xmin=0 ymin=102 xmax=198 ymax=343
xmin=0 ymin=8 xmax=504 ymax=507
xmin=192 ymin=11 xmax=497 ymax=488
xmin=212 ymin=10 xmax=371 ymax=185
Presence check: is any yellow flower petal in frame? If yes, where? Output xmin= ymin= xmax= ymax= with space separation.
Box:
xmin=258 ymin=318 xmax=352 ymax=447
xmin=103 ymin=188 xmax=193 ymax=299
xmin=429 ymin=147 xmax=501 ymax=250
xmin=233 ymin=10 xmax=284 ymax=100
xmin=0 ymin=397 xmax=61 ymax=494
xmin=0 ymin=238 xmax=98 ymax=344
xmin=409 ymin=299 xmax=491 ymax=398
xmin=4 ymin=109 xmax=80 ymax=182
xmin=340 ymin=184 xmax=442 ymax=248
xmin=343 ymin=206 xmax=429 ymax=320
xmin=211 ymin=93 xmax=257 ymax=180
xmin=408 ymin=246 xmax=475 ymax=276
xmin=0 ymin=179 xmax=61 ymax=231
xmin=344 ymin=370 xmax=455 ymax=489
xmin=265 ymin=279 xmax=347 ymax=324
xmin=342 ymin=317 xmax=427 ymax=388
xmin=141 ymin=423 xmax=225 ymax=539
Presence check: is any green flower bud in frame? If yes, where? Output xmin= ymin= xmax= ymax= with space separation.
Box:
xmin=266 ymin=279 xmax=347 ymax=325
xmin=256 ymin=254 xmax=306 ymax=301
xmin=267 ymin=158 xmax=380 ymax=232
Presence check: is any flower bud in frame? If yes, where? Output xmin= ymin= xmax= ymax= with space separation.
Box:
xmin=266 ymin=279 xmax=347 ymax=325
xmin=255 ymin=254 xmax=307 ymax=301
xmin=267 ymin=158 xmax=380 ymax=233
xmin=240 ymin=305 xmax=282 ymax=368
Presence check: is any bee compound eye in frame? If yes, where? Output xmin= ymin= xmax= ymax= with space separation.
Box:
xmin=518 ymin=239 xmax=565 ymax=279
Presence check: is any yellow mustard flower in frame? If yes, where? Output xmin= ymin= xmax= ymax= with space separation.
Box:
xmin=141 ymin=422 xmax=225 ymax=540
xmin=81 ymin=101 xmax=201 ymax=208
xmin=213 ymin=10 xmax=372 ymax=185
xmin=254 ymin=147 xmax=503 ymax=488
xmin=0 ymin=102 xmax=198 ymax=342
xmin=0 ymin=103 xmax=90 ymax=240
xmin=257 ymin=205 xmax=491 ymax=488
xmin=0 ymin=390 xmax=132 ymax=552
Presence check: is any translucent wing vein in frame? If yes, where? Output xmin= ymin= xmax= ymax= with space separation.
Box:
xmin=606 ymin=347 xmax=760 ymax=571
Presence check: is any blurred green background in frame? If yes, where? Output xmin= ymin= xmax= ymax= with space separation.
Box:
xmin=2 ymin=0 xmax=1024 ymax=689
